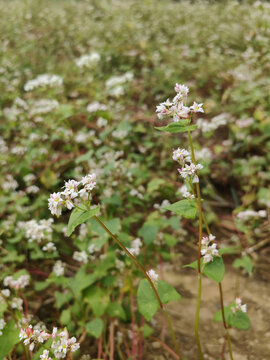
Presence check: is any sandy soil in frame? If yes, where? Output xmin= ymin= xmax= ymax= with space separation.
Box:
xmin=148 ymin=265 xmax=270 ymax=360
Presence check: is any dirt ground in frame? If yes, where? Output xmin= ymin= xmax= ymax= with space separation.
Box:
xmin=148 ymin=263 xmax=270 ymax=360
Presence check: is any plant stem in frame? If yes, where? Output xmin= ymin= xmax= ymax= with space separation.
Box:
xmin=219 ymin=283 xmax=234 ymax=360
xmin=201 ymin=203 xmax=235 ymax=360
xmin=162 ymin=309 xmax=182 ymax=359
xmin=187 ymin=130 xmax=204 ymax=359
xmin=94 ymin=216 xmax=163 ymax=309
xmin=94 ymin=215 xmax=182 ymax=360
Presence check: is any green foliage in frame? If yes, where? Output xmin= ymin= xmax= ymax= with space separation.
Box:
xmin=164 ymin=200 xmax=198 ymax=219
xmin=137 ymin=279 xmax=181 ymax=321
xmin=214 ymin=304 xmax=250 ymax=330
xmin=184 ymin=256 xmax=225 ymax=283
xmin=67 ymin=206 xmax=100 ymax=236
xmin=155 ymin=123 xmax=198 ymax=133
xmin=233 ymin=255 xmax=254 ymax=275
xmin=86 ymin=318 xmax=104 ymax=338
xmin=0 ymin=320 xmax=20 ymax=359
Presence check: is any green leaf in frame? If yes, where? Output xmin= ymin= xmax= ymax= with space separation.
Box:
xmin=157 ymin=280 xmax=182 ymax=304
xmin=230 ymin=311 xmax=250 ymax=330
xmin=203 ymin=256 xmax=225 ymax=283
xmin=84 ymin=286 xmax=109 ymax=317
xmin=69 ymin=266 xmax=98 ymax=293
xmin=137 ymin=279 xmax=181 ymax=321
xmin=147 ymin=178 xmax=166 ymax=193
xmin=184 ymin=256 xmax=225 ymax=283
xmin=164 ymin=199 xmax=197 ymax=219
xmin=138 ymin=224 xmax=158 ymax=245
xmin=164 ymin=234 xmax=178 ymax=247
xmin=0 ymin=320 xmax=20 ymax=359
xmin=233 ymin=255 xmax=253 ymax=275
xmin=155 ymin=122 xmax=198 ymax=133
xmin=60 ymin=308 xmax=71 ymax=325
xmin=86 ymin=318 xmax=104 ymax=339
xmin=107 ymin=303 xmax=126 ymax=320
xmin=214 ymin=303 xmax=234 ymax=324
xmin=142 ymin=324 xmax=153 ymax=338
xmin=137 ymin=279 xmax=159 ymax=321
xmin=67 ymin=205 xmax=100 ymax=236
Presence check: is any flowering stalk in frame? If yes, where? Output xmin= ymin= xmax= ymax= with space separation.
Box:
xmin=187 ymin=136 xmax=234 ymax=360
xmin=187 ymin=130 xmax=204 ymax=360
xmin=93 ymin=216 xmax=182 ymax=360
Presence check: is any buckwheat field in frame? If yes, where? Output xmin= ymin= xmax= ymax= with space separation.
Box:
xmin=0 ymin=1 xmax=270 ymax=359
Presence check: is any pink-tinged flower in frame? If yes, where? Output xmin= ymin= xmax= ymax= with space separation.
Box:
xmin=62 ymin=180 xmax=79 ymax=198
xmin=172 ymin=103 xmax=190 ymax=121
xmin=172 ymin=148 xmax=191 ymax=163
xmin=231 ymin=297 xmax=247 ymax=314
xmin=201 ymin=234 xmax=219 ymax=263
xmin=174 ymin=83 xmax=189 ymax=96
xmin=190 ymin=102 xmax=204 ymax=113
xmin=147 ymin=269 xmax=159 ymax=282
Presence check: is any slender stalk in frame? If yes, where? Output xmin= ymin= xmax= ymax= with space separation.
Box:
xmin=94 ymin=216 xmax=163 ymax=309
xmin=219 ymin=283 xmax=234 ymax=360
xmin=162 ymin=309 xmax=182 ymax=359
xmin=201 ymin=202 xmax=235 ymax=360
xmin=187 ymin=130 xmax=204 ymax=359
xmin=94 ymin=215 xmax=182 ymax=360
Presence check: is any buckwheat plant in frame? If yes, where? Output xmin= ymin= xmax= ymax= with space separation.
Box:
xmin=156 ymin=84 xmax=251 ymax=359
xmin=47 ymin=173 xmax=183 ymax=359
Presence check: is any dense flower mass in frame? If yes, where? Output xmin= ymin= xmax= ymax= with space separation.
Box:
xmin=76 ymin=52 xmax=100 ymax=68
xmin=201 ymin=234 xmax=219 ymax=263
xmin=24 ymin=74 xmax=63 ymax=91
xmin=19 ymin=326 xmax=79 ymax=358
xmin=156 ymin=83 xmax=204 ymax=122
xmin=48 ymin=173 xmax=97 ymax=216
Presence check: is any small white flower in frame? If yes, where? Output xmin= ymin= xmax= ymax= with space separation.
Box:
xmin=73 ymin=251 xmax=88 ymax=264
xmin=174 ymin=83 xmax=189 ymax=96
xmin=147 ymin=269 xmax=159 ymax=282
xmin=190 ymin=102 xmax=204 ymax=113
xmin=40 ymin=349 xmax=52 ymax=360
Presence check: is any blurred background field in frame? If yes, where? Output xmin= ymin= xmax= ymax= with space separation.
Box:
xmin=0 ymin=0 xmax=270 ymax=359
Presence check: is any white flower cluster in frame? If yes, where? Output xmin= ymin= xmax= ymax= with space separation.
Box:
xmin=0 ymin=318 xmax=6 ymax=336
xmin=87 ymin=101 xmax=107 ymax=113
xmin=19 ymin=326 xmax=79 ymax=358
xmin=24 ymin=74 xmax=63 ymax=91
xmin=0 ymin=136 xmax=8 ymax=153
xmin=4 ymin=274 xmax=30 ymax=290
xmin=105 ymin=72 xmax=133 ymax=97
xmin=53 ymin=260 xmax=65 ymax=277
xmin=147 ymin=269 xmax=159 ymax=282
xmin=237 ymin=209 xmax=267 ymax=221
xmin=172 ymin=148 xmax=203 ymax=184
xmin=201 ymin=234 xmax=219 ymax=263
xmin=29 ymin=99 xmax=59 ymax=116
xmin=197 ymin=113 xmax=229 ymax=133
xmin=172 ymin=148 xmax=191 ymax=163
xmin=127 ymin=238 xmax=143 ymax=256
xmin=178 ymin=184 xmax=195 ymax=200
xmin=178 ymin=163 xmax=203 ymax=184
xmin=76 ymin=52 xmax=100 ymax=68
xmin=73 ymin=250 xmax=88 ymax=264
xmin=48 ymin=173 xmax=97 ymax=216
xmin=2 ymin=174 xmax=18 ymax=192
xmin=19 ymin=218 xmax=53 ymax=244
xmin=231 ymin=297 xmax=247 ymax=314
xmin=156 ymin=83 xmax=203 ymax=122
